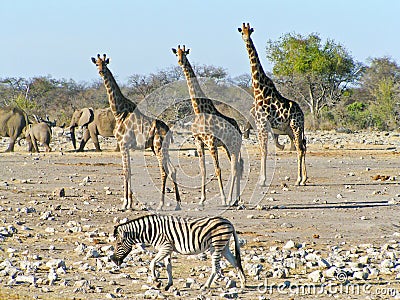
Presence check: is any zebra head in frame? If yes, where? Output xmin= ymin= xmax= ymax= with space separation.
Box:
xmin=110 ymin=225 xmax=132 ymax=266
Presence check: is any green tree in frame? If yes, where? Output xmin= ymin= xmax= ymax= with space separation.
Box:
xmin=266 ymin=33 xmax=362 ymax=128
xmin=361 ymin=57 xmax=400 ymax=129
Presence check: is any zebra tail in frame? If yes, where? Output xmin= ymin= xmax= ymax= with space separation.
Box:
xmin=233 ymin=227 xmax=246 ymax=285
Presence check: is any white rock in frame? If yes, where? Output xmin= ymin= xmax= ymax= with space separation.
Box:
xmin=15 ymin=275 xmax=37 ymax=285
xmin=74 ymin=243 xmax=86 ymax=254
xmin=74 ymin=279 xmax=90 ymax=288
xmin=185 ymin=278 xmax=195 ymax=288
xmin=45 ymin=227 xmax=55 ymax=233
xmin=136 ymin=267 xmax=148 ymax=275
xmin=46 ymin=259 xmax=66 ymax=270
xmin=48 ymin=268 xmax=58 ymax=285
xmin=144 ymin=289 xmax=163 ymax=299
xmin=359 ymin=255 xmax=370 ymax=265
xmin=273 ymin=268 xmax=288 ymax=278
xmin=85 ymin=248 xmax=100 ymax=259
xmin=380 ymin=259 xmax=394 ymax=269
xmin=318 ymin=258 xmax=331 ymax=269
xmin=283 ymin=240 xmax=297 ymax=250
xmin=324 ymin=267 xmax=338 ymax=278
xmin=308 ymin=270 xmax=322 ymax=283
xmin=40 ymin=211 xmax=52 ymax=220
xmin=353 ymin=271 xmax=368 ymax=280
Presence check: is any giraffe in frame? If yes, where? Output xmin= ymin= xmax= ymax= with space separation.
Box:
xmin=91 ymin=54 xmax=181 ymax=211
xmin=172 ymin=45 xmax=243 ymax=206
xmin=238 ymin=23 xmax=307 ymax=186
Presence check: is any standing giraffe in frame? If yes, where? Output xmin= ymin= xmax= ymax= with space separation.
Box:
xmin=238 ymin=23 xmax=307 ymax=186
xmin=172 ymin=45 xmax=243 ymax=206
xmin=91 ymin=54 xmax=181 ymax=211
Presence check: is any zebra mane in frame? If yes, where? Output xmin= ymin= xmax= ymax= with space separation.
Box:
xmin=113 ymin=225 xmax=119 ymax=238
xmin=113 ymin=214 xmax=157 ymax=237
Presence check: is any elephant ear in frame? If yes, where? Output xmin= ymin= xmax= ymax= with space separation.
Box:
xmin=79 ymin=108 xmax=94 ymax=126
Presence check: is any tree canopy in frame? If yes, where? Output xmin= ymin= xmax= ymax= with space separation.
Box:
xmin=266 ymin=32 xmax=363 ymax=128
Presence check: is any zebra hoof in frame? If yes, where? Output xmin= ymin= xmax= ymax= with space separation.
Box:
xmin=174 ymin=205 xmax=182 ymax=211
xmin=165 ymin=283 xmax=172 ymax=291
xmin=156 ymin=281 xmax=162 ymax=289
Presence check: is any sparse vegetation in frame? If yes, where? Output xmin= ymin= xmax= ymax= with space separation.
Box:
xmin=1 ymin=37 xmax=399 ymax=131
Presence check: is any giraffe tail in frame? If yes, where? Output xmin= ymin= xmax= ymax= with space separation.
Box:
xmin=301 ymin=131 xmax=307 ymax=152
xmin=238 ymin=151 xmax=244 ymax=180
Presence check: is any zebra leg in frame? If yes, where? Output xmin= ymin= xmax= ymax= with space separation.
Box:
xmin=164 ymin=256 xmax=173 ymax=291
xmin=202 ymin=251 xmax=222 ymax=289
xmin=222 ymin=245 xmax=245 ymax=288
xmin=150 ymin=245 xmax=172 ymax=287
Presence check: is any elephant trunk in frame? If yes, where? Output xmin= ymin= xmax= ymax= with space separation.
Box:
xmin=70 ymin=126 xmax=77 ymax=149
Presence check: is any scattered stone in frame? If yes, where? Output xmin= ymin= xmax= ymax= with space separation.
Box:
xmin=46 ymin=259 xmax=66 ymax=270
xmin=308 ymin=270 xmax=322 ymax=282
xmin=52 ymin=188 xmax=65 ymax=197
xmin=15 ymin=275 xmax=37 ymax=285
xmin=283 ymin=240 xmax=298 ymax=250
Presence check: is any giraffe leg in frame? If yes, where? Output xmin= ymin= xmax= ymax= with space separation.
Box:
xmin=227 ymin=152 xmax=238 ymax=206
xmin=300 ymin=137 xmax=307 ymax=185
xmin=292 ymin=129 xmax=307 ymax=186
xmin=257 ymin=131 xmax=268 ymax=187
xmin=209 ymin=144 xmax=226 ymax=206
xmin=289 ymin=136 xmax=296 ymax=151
xmin=156 ymin=150 xmax=168 ymax=211
xmin=195 ymin=139 xmax=206 ymax=206
xmin=167 ymin=162 xmax=181 ymax=211
xmin=121 ymin=148 xmax=134 ymax=210
xmin=235 ymin=153 xmax=243 ymax=206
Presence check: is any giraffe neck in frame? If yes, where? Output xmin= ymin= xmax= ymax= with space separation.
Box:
xmin=245 ymin=38 xmax=278 ymax=100
xmin=101 ymin=68 xmax=136 ymax=116
xmin=181 ymin=62 xmax=209 ymax=114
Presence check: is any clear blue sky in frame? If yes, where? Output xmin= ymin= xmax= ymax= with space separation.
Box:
xmin=2 ymin=0 xmax=399 ymax=83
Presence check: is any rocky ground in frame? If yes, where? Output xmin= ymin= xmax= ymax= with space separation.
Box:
xmin=0 ymin=129 xmax=399 ymax=299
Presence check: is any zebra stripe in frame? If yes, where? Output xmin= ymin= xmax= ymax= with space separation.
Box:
xmin=111 ymin=214 xmax=246 ymax=290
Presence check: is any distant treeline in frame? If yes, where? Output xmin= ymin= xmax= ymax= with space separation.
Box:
xmin=1 ymin=33 xmax=399 ymax=131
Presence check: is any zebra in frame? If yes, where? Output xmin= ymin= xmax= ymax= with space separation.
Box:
xmin=111 ymin=214 xmax=246 ymax=290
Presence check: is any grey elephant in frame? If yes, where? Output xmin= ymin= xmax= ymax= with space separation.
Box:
xmin=69 ymin=107 xmax=119 ymax=152
xmin=243 ymin=120 xmax=295 ymax=151
xmin=0 ymin=106 xmax=29 ymax=152
xmin=25 ymin=122 xmax=52 ymax=152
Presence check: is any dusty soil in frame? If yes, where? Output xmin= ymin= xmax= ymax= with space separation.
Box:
xmin=0 ymin=130 xmax=399 ymax=299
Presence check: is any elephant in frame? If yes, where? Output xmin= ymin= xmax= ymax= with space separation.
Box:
xmin=69 ymin=107 xmax=119 ymax=152
xmin=242 ymin=120 xmax=295 ymax=151
xmin=25 ymin=122 xmax=52 ymax=152
xmin=0 ymin=106 xmax=29 ymax=152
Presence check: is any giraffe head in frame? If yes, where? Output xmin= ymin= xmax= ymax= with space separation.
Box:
xmin=91 ymin=54 xmax=110 ymax=77
xmin=172 ymin=45 xmax=190 ymax=67
xmin=238 ymin=23 xmax=254 ymax=42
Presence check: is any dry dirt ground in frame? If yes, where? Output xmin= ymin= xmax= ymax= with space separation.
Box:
xmin=0 ymin=130 xmax=399 ymax=299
